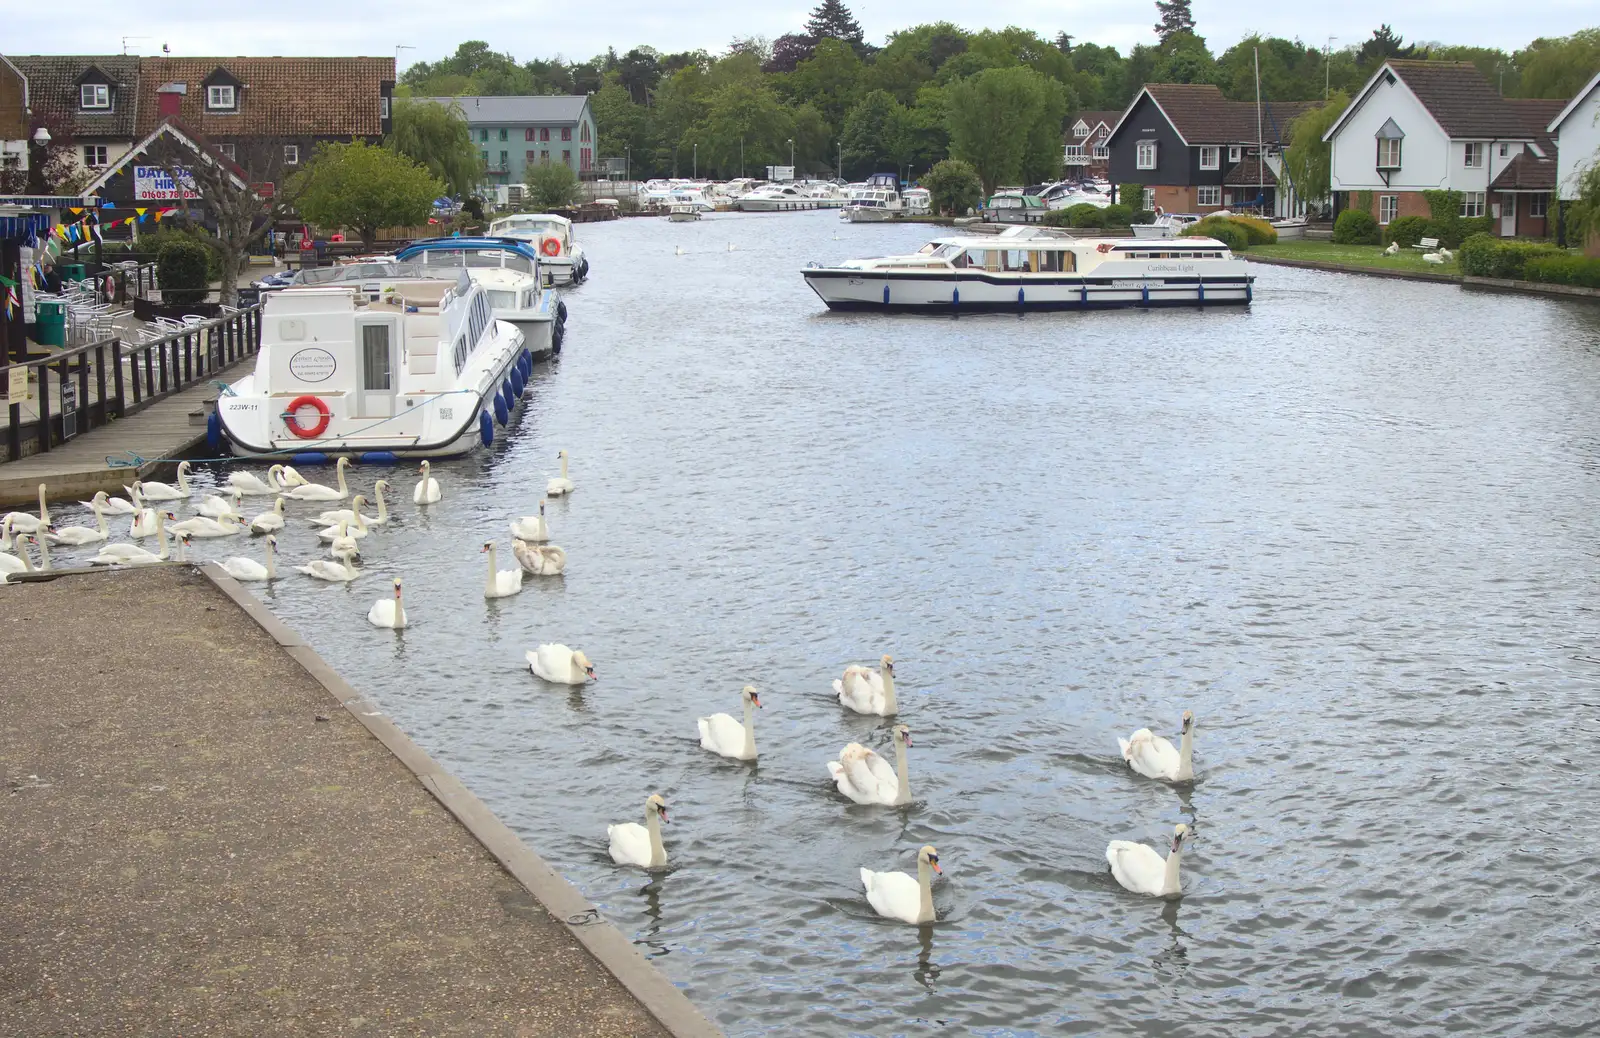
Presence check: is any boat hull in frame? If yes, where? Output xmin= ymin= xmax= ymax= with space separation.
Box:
xmin=802 ymin=270 xmax=1253 ymax=311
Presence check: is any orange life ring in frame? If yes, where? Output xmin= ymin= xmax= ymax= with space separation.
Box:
xmin=540 ymin=237 xmax=561 ymax=257
xmin=283 ymin=395 xmax=332 ymax=439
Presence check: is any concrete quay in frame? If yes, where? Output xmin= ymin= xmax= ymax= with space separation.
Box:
xmin=0 ymin=565 xmax=720 ymax=1037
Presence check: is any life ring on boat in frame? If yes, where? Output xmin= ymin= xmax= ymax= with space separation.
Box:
xmin=283 ymin=395 xmax=332 ymax=439
xmin=1097 ymin=242 xmax=1113 ymax=254
xmin=540 ymin=237 xmax=561 ymax=257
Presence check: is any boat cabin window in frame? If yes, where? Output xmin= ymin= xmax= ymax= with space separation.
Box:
xmin=930 ymin=244 xmax=962 ymax=260
xmin=487 ymin=289 xmax=518 ymax=310
xmin=453 ymin=290 xmax=493 ymax=373
xmin=1035 ymin=250 xmax=1075 ymax=273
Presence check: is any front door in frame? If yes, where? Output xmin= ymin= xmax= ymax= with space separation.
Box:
xmin=1500 ymin=194 xmax=1517 ymax=237
xmin=356 ymin=321 xmax=397 ymax=418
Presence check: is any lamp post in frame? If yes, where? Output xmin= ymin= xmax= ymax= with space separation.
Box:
xmin=740 ymin=137 xmax=744 ymax=178
xmin=837 ymin=140 xmax=842 ymax=180
xmin=625 ymin=145 xmax=630 ymax=184
xmin=787 ymin=138 xmax=794 ymax=175
xmin=26 ymin=126 xmax=51 ymax=195
xmin=693 ymin=142 xmax=697 ymax=179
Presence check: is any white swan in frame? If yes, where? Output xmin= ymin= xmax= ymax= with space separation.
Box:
xmin=1384 ymin=241 xmax=1400 ymax=255
xmin=20 ymin=532 xmax=54 ymax=571
xmin=512 ymin=541 xmax=566 ymax=575
xmin=92 ymin=489 xmax=139 ymax=516
xmin=316 ymin=497 xmax=370 ymax=540
xmin=89 ymin=512 xmax=174 ymax=566
xmin=0 ymin=516 xmax=16 ymax=552
xmin=413 ymin=459 xmax=441 ymax=504
xmin=168 ymin=513 xmax=245 ymax=538
xmin=1107 ymin=824 xmax=1189 ymax=897
xmin=294 ymin=555 xmax=360 ymax=581
xmin=2 ymin=483 xmax=51 ymax=534
xmin=827 ymin=724 xmax=913 ymax=806
xmin=482 ymin=541 xmax=524 ymax=598
xmin=510 ymin=498 xmax=549 ymax=542
xmin=134 ymin=461 xmax=192 ymax=502
xmin=279 ymin=456 xmax=350 ymax=501
xmin=698 ymin=686 xmax=761 ymax=760
xmin=195 ymin=487 xmax=244 ymax=518
xmin=861 ymin=845 xmax=942 ymax=924
xmin=1117 ymin=711 xmax=1195 ymax=782
xmin=607 ymin=794 xmax=669 ymax=868
xmin=834 ymin=654 xmax=897 ymax=716
xmin=228 ymin=465 xmax=282 ymax=496
xmin=324 ymin=520 xmax=360 ymax=560
xmin=47 ymin=495 xmax=110 ymax=545
xmin=128 ymin=495 xmax=162 ymax=538
xmin=0 ymin=533 xmax=34 ymax=582
xmin=219 ymin=535 xmax=278 ymax=581
xmin=249 ymin=498 xmax=287 ymax=534
xmin=367 ymin=576 xmax=408 ymax=628
xmin=546 ymin=450 xmax=574 ymax=497
xmin=310 ymin=480 xmax=388 ymax=526
xmin=526 ymin=644 xmax=595 ymax=684
xmin=277 ymin=464 xmax=309 ymax=488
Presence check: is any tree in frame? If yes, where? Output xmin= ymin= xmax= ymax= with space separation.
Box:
xmin=617 ymin=47 xmax=664 ymax=103
xmin=525 ymin=161 xmax=579 ymax=209
xmin=1154 ymin=0 xmax=1196 ymax=43
xmin=1153 ymin=32 xmax=1215 ymax=85
xmin=805 ymin=0 xmax=865 ymax=47
xmin=765 ymin=34 xmax=815 ymax=74
xmin=589 ymin=81 xmax=646 ymax=171
xmin=944 ymin=66 xmax=1068 ymax=192
xmin=295 ymin=141 xmax=442 ymax=246
xmin=841 ymin=90 xmax=912 ymax=177
xmin=1515 ymin=29 xmax=1600 ymax=99
xmin=921 ymin=158 xmax=982 ymax=215
xmin=1281 ymin=91 xmax=1349 ymax=207
xmin=686 ymin=82 xmax=795 ymax=177
xmin=789 ymin=38 xmax=865 ymax=134
xmin=1357 ymin=25 xmax=1416 ymax=67
xmin=386 ymin=99 xmax=482 ymax=199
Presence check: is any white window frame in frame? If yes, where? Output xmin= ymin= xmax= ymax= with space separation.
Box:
xmin=1064 ymin=144 xmax=1086 ymax=160
xmin=1092 ymin=144 xmax=1109 ymax=159
xmin=1463 ymin=142 xmax=1484 ymax=169
xmin=1199 ymin=146 xmax=1220 ymax=170
xmin=82 ymin=145 xmax=108 ymax=168
xmin=218 ymin=142 xmax=236 ymax=161
xmin=1378 ymin=195 xmax=1398 ymax=225
xmin=1142 ymin=187 xmax=1155 ymax=211
xmin=1136 ymin=140 xmax=1157 ymax=170
xmin=1498 ymin=143 xmax=1509 ymax=157
xmin=1529 ymin=194 xmax=1547 ymax=218
xmin=380 ymin=96 xmax=390 ymax=119
xmin=1377 ymin=138 xmax=1402 ymax=169
xmin=207 ymin=84 xmax=236 ymax=110
xmin=80 ymin=83 xmax=109 ymax=109
xmin=283 ymin=144 xmax=300 ymax=166
xmin=1073 ymin=122 xmax=1090 ymax=138
xmin=1228 ymin=145 xmax=1242 ymax=162
xmin=1196 ymin=185 xmax=1221 ymax=206
xmin=1460 ymin=191 xmax=1485 ymax=218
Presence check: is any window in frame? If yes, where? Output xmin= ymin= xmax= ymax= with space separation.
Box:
xmin=1530 ymin=194 xmax=1547 ymax=218
xmin=1498 ymin=143 xmax=1509 ymax=157
xmin=283 ymin=144 xmax=299 ymax=165
xmin=1463 ymin=142 xmax=1484 ymax=168
xmin=1377 ymin=138 xmax=1402 ymax=169
xmin=540 ymin=150 xmax=549 ymax=164
xmin=1197 ymin=185 xmax=1221 ymax=206
xmin=82 ymin=145 xmax=108 ymax=168
xmin=1136 ymin=140 xmax=1157 ymax=170
xmin=479 ymin=129 xmax=489 ymax=143
xmin=581 ymin=123 xmax=591 ymax=142
xmin=80 ymin=83 xmax=109 ymax=109
xmin=498 ymin=128 xmax=508 ymax=141
xmin=540 ymin=127 xmax=550 ymax=142
xmin=1142 ymin=187 xmax=1155 ymax=211
xmin=562 ymin=149 xmax=571 ymax=166
xmin=1074 ymin=123 xmax=1089 ymax=138
xmin=580 ymin=147 xmax=591 ymax=171
xmin=525 ymin=128 xmax=536 ymax=141
xmin=526 ymin=149 xmax=537 ymax=162
xmin=361 ymin=325 xmax=392 ymax=391
xmin=1064 ymin=144 xmax=1086 ymax=160
xmin=218 ymin=143 xmax=235 ymax=161
xmin=207 ymin=85 xmax=236 ymax=109
xmin=499 ymin=150 xmax=508 ymax=169
xmin=1199 ymin=146 xmax=1220 ymax=170
xmin=1379 ymin=195 xmax=1398 ymax=225
xmin=1093 ymin=145 xmax=1109 ymax=159
xmin=480 ymin=149 xmax=489 ymax=165
xmin=1460 ymin=191 xmax=1485 ymax=218
xmin=1228 ymin=145 xmax=1242 ymax=162
xmin=380 ymin=96 xmax=390 ymax=119
xmin=561 ymin=127 xmax=572 ymax=141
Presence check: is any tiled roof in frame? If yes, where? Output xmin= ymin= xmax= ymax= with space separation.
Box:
xmin=421 ymin=95 xmax=589 ymax=125
xmin=1386 ymin=61 xmax=1528 ymax=138
xmin=1506 ymin=98 xmax=1566 ymax=136
xmin=8 ymin=55 xmax=141 ymax=138
xmin=134 ymin=57 xmax=394 ymax=137
xmin=1489 ymin=149 xmax=1557 ymax=191
xmin=1223 ymin=156 xmax=1278 ymax=186
xmin=1139 ymin=84 xmax=1313 ymax=144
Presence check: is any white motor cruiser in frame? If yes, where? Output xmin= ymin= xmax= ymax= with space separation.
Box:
xmin=485 ymin=212 xmax=590 ymax=284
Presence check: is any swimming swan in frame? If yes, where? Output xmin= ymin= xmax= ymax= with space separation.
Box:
xmin=219 ymin=535 xmax=278 ymax=581
xmin=526 ymin=644 xmax=595 ymax=684
xmin=249 ymin=498 xmax=287 ymax=534
xmin=47 ymin=495 xmax=110 ymax=545
xmin=168 ymin=513 xmax=245 ymax=538
xmin=316 ymin=497 xmax=370 ymax=539
xmin=310 ymin=480 xmax=388 ymax=526
xmin=367 ymin=576 xmax=408 ymax=628
xmin=545 ymin=450 xmax=573 ymax=497
xmin=2 ymin=483 xmax=52 ymax=534
xmin=413 ymin=460 xmax=441 ymax=504
xmin=827 ymin=724 xmax=913 ymax=806
xmin=1117 ymin=711 xmax=1195 ymax=782
xmin=512 ymin=541 xmax=566 ymax=575
xmin=834 ymin=654 xmax=897 ymax=716
xmin=294 ymin=555 xmax=360 ymax=582
xmin=1107 ymin=824 xmax=1188 ymax=897
xmin=698 ymin=685 xmax=761 ymax=760
xmin=279 ymin=456 xmax=350 ymax=501
xmin=89 ymin=512 xmax=175 ymax=565
xmin=195 ymin=487 xmax=245 ymax=518
xmin=608 ymin=794 xmax=669 ymax=868
xmin=482 ymin=541 xmax=524 ymax=597
xmin=228 ymin=465 xmax=282 ymax=496
xmin=861 ymin=845 xmax=941 ymax=924
xmin=510 ymin=498 xmax=550 ymax=542
xmin=135 ymin=462 xmax=192 ymax=502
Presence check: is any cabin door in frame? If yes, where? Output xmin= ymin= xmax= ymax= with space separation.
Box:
xmin=356 ymin=320 xmax=398 ymax=418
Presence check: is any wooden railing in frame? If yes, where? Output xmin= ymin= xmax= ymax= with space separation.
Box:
xmin=2 ymin=302 xmax=263 ymax=462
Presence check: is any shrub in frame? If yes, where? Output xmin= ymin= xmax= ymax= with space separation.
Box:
xmin=1522 ymin=254 xmax=1600 ymax=288
xmin=1101 ymin=203 xmax=1133 ymax=227
xmin=1118 ymin=182 xmax=1144 ymax=208
xmin=1225 ymin=214 xmax=1278 ymax=245
xmin=156 ymin=238 xmax=212 ymax=305
xmin=1457 ymin=233 xmax=1564 ymax=279
xmin=524 ymin=161 xmax=579 ymax=210
xmin=1333 ymin=209 xmax=1381 ymax=245
xmin=1182 ymin=219 xmax=1248 ymax=251
xmin=1384 ymin=215 xmax=1432 ymax=247
xmin=138 ymin=226 xmax=222 ymax=279
xmin=1040 ymin=207 xmax=1072 ymax=227
xmin=1064 ymin=203 xmax=1106 ymax=228
xmin=1456 ymin=216 xmax=1494 ymax=244
xmin=1456 ymin=232 xmax=1498 ymax=273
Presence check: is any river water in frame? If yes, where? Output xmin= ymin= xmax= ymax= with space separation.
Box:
xmin=47 ymin=212 xmax=1600 ymax=1036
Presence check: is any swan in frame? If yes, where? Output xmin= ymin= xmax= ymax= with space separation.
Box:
xmin=2 ymin=483 xmax=51 ymax=534
xmin=219 ymin=535 xmax=278 ymax=581
xmin=526 ymin=644 xmax=595 ymax=684
xmin=367 ymin=576 xmax=408 ymax=628
xmin=545 ymin=450 xmax=573 ymax=497
xmin=1423 ymin=251 xmax=1444 ymax=265
xmin=482 ymin=541 xmax=524 ymax=598
xmin=674 ymin=246 xmax=686 ymax=256
xmin=309 ymin=480 xmax=388 ymax=526
xmin=168 ymin=513 xmax=245 ymax=539
xmin=1107 ymin=824 xmax=1189 ymax=897
xmin=607 ymin=794 xmax=669 ymax=868
xmin=277 ymin=464 xmax=309 ymax=488
xmin=861 ymin=845 xmax=942 ymax=924
xmin=512 ymin=541 xmax=566 ymax=575
xmin=294 ymin=555 xmax=360 ymax=582
xmin=91 ymin=489 xmax=139 ymax=516
xmin=279 ymin=456 xmax=350 ymax=501
xmin=249 ymin=498 xmax=287 ymax=534
xmin=135 ymin=461 xmax=193 ymax=502
xmin=1439 ymin=246 xmax=1454 ymax=261
xmin=0 ymin=517 xmax=16 ymax=552
xmin=20 ymin=532 xmax=54 ymax=571
xmin=316 ymin=498 xmax=370 ymax=540
xmin=128 ymin=496 xmax=162 ymax=538
xmin=195 ymin=487 xmax=244 ymax=518
xmin=413 ymin=459 xmax=441 ymax=504
xmin=1117 ymin=711 xmax=1195 ymax=782
xmin=827 ymin=724 xmax=913 ymax=806
xmin=1384 ymin=241 xmax=1399 ymax=255
xmin=324 ymin=520 xmax=360 ymax=560
xmin=89 ymin=512 xmax=174 ymax=565
xmin=0 ymin=534 xmax=34 ymax=582
xmin=228 ymin=465 xmax=282 ymax=496
xmin=698 ymin=686 xmax=761 ymax=760
xmin=834 ymin=654 xmax=897 ymax=716
xmin=510 ymin=499 xmax=550 ymax=542
xmin=46 ymin=496 xmax=110 ymax=545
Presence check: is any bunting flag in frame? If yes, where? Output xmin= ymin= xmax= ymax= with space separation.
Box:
xmin=90 ymin=212 xmax=103 ymax=247
xmin=135 ymin=207 xmax=147 ymax=217
xmin=1 ymin=276 xmax=18 ymax=321
xmin=67 ymin=207 xmax=83 ymax=215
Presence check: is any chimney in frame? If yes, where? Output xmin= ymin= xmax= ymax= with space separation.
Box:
xmin=157 ymin=82 xmax=186 ymax=118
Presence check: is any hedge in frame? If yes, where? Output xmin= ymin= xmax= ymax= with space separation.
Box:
xmin=1223 ymin=214 xmax=1278 ymax=245
xmin=1333 ymin=209 xmax=1381 ymax=245
xmin=1181 ymin=219 xmax=1249 ymax=251
xmin=1101 ymin=203 xmax=1133 ymax=227
xmin=1521 ymin=254 xmax=1600 ymax=289
xmin=156 ymin=238 xmax=213 ymax=305
xmin=1384 ymin=215 xmax=1433 ymax=248
xmin=1457 ymin=233 xmax=1565 ymax=279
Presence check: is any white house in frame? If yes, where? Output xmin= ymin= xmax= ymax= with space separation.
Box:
xmin=1548 ymin=70 xmax=1600 ymax=216
xmin=1324 ymin=60 xmax=1563 ymax=238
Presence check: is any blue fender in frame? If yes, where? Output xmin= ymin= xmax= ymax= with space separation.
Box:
xmin=206 ymin=410 xmax=223 ymax=453
xmin=493 ymin=392 xmax=509 ymax=426
xmin=557 ymin=299 xmax=568 ymax=322
xmin=510 ymin=367 xmax=525 ymax=397
xmin=883 ymin=284 xmax=890 ymax=305
xmin=952 ymin=285 xmax=959 ymax=308
xmin=1017 ymin=287 xmax=1025 ymax=308
xmin=479 ymin=410 xmax=494 ymax=447
xmin=503 ymin=377 xmax=515 ymax=407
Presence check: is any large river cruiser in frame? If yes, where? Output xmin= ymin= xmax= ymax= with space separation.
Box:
xmin=802 ymin=227 xmax=1253 ymax=311
xmin=484 ymin=213 xmax=589 ymax=284
xmin=393 ymin=237 xmax=561 ymax=358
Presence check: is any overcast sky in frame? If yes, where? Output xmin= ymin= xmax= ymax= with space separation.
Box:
xmin=10 ymin=1 xmax=1596 ymax=70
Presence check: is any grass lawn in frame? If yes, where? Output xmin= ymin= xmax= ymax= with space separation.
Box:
xmin=1249 ymin=240 xmax=1461 ymax=276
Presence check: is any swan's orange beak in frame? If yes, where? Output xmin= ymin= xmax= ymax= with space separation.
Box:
xmin=657 ymin=806 xmax=669 ymax=823
xmin=929 ymin=859 xmax=942 ymax=874
xmin=751 ymin=694 xmax=762 ymax=708
xmin=585 ymin=667 xmax=596 ymax=681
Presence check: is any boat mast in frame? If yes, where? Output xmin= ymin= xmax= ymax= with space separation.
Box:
xmin=1255 ymin=47 xmax=1264 ymax=215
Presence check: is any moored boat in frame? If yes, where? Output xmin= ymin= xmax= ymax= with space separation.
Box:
xmin=392 ymin=237 xmax=560 ymax=360
xmin=485 ymin=212 xmax=590 ymax=284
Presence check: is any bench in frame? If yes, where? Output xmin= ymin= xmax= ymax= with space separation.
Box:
xmin=1410 ymin=237 xmax=1440 ymax=251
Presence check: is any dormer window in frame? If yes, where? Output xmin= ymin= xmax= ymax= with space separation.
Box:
xmin=80 ymin=83 xmax=109 ymax=109
xmin=207 ymin=85 xmax=236 ymax=110
xmin=1074 ymin=122 xmax=1090 ymax=138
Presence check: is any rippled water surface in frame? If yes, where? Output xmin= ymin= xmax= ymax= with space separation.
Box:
xmin=51 ymin=213 xmax=1600 ymax=1035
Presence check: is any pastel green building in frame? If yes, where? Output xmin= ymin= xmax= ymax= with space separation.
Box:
xmin=422 ymin=95 xmax=597 ymax=187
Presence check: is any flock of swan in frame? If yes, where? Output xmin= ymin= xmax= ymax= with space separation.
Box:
xmin=1 ymin=448 xmax=1201 ymax=927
